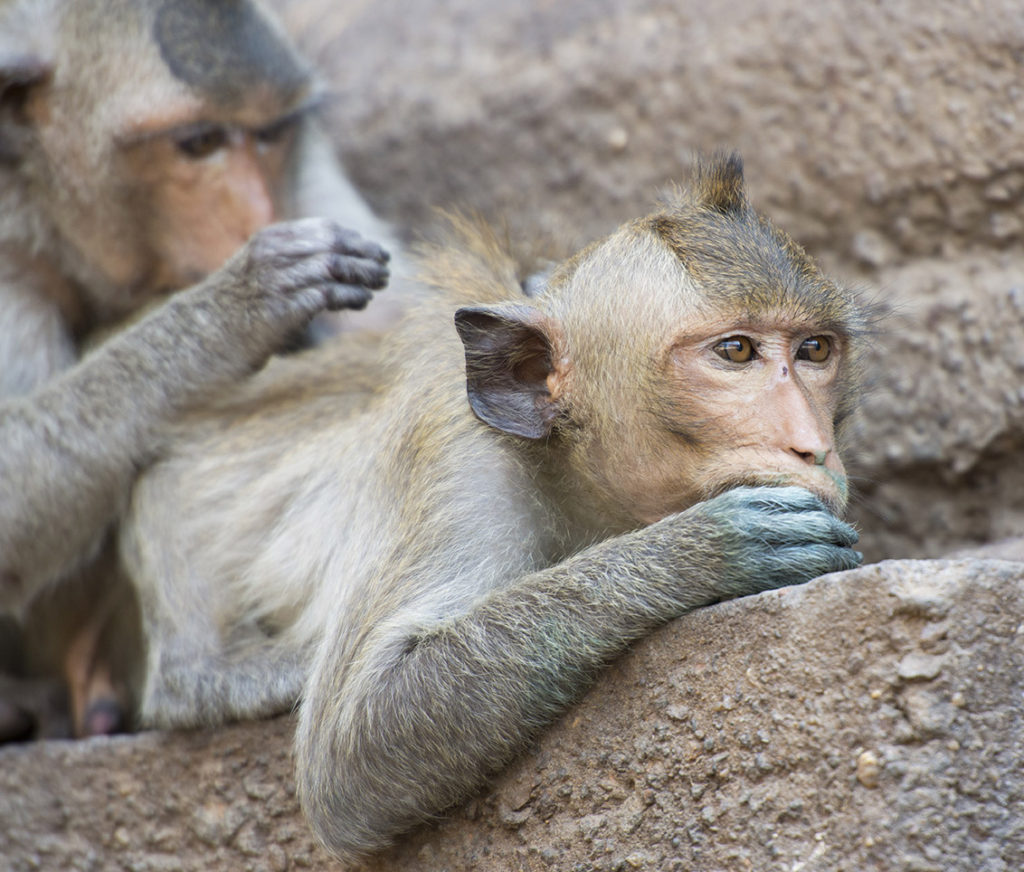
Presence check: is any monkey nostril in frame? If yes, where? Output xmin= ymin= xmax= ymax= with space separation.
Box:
xmin=790 ymin=447 xmax=828 ymax=466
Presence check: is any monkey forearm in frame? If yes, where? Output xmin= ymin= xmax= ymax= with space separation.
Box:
xmin=0 ymin=290 xmax=271 ymax=607
xmin=298 ymin=525 xmax=725 ymax=859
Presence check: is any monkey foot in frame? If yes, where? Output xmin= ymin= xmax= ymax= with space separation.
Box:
xmin=82 ymin=698 xmax=126 ymax=737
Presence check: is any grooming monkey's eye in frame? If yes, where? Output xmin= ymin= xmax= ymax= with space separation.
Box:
xmin=175 ymin=125 xmax=228 ymax=158
xmin=796 ymin=336 xmax=832 ymax=363
xmin=713 ymin=336 xmax=756 ymax=363
xmin=255 ymin=114 xmax=300 ymax=145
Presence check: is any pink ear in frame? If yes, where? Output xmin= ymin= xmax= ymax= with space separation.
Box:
xmin=454 ymin=305 xmax=560 ymax=440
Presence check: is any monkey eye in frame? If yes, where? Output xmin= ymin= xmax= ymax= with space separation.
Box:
xmin=175 ymin=125 xmax=229 ymax=159
xmin=796 ymin=336 xmax=832 ymax=363
xmin=255 ymin=114 xmax=301 ymax=145
xmin=713 ymin=336 xmax=756 ymax=363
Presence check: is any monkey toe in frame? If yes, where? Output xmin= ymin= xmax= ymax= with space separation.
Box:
xmin=0 ymin=698 xmax=35 ymax=743
xmin=82 ymin=698 xmax=126 ymax=737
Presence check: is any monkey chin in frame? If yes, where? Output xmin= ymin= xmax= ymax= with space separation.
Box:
xmin=701 ymin=468 xmax=849 ymax=517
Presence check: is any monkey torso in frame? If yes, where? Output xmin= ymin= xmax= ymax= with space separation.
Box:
xmin=120 ymin=301 xmax=566 ymax=667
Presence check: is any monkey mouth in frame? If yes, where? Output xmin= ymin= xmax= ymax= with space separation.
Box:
xmin=701 ymin=469 xmax=848 ymax=516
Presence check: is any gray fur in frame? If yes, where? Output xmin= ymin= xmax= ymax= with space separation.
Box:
xmin=153 ymin=0 xmax=309 ymax=108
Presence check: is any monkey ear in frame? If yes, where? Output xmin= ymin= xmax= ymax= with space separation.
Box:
xmin=454 ymin=305 xmax=561 ymax=440
xmin=0 ymin=53 xmax=50 ymax=162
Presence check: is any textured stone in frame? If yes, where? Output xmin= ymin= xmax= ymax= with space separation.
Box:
xmin=3 ymin=560 xmax=1023 ymax=872
xmin=277 ymin=0 xmax=1024 ymax=269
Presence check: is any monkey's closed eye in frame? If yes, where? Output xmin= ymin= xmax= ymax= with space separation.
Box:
xmin=713 ymin=336 xmax=756 ymax=363
xmin=796 ymin=336 xmax=831 ymax=363
xmin=175 ymin=125 xmax=229 ymax=159
xmin=255 ymin=114 xmax=301 ymax=146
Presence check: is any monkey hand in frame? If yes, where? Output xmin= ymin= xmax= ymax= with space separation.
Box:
xmin=192 ymin=217 xmax=390 ymax=367
xmin=669 ymin=485 xmax=861 ymax=602
xmin=230 ymin=216 xmax=389 ymax=314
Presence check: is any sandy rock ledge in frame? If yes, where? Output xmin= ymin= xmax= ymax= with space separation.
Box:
xmin=2 ymin=558 xmax=1022 ymax=872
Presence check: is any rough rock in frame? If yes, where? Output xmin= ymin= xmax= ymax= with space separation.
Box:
xmin=277 ymin=0 xmax=1024 ymax=269
xmin=3 ymin=560 xmax=1023 ymax=871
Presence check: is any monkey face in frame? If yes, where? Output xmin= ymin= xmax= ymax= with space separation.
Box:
xmin=660 ymin=320 xmax=850 ymax=515
xmin=456 ymin=156 xmax=866 ymax=534
xmin=551 ymin=319 xmax=850 ymax=530
xmin=10 ymin=0 xmax=313 ymax=317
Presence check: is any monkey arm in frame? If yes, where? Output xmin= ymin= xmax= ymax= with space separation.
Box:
xmin=0 ymin=277 xmax=78 ymax=397
xmin=0 ymin=218 xmax=390 ymax=612
xmin=295 ymin=485 xmax=860 ymax=861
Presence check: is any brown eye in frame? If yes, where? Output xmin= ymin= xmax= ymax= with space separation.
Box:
xmin=175 ymin=125 xmax=228 ymax=159
xmin=713 ymin=336 xmax=756 ymax=363
xmin=797 ymin=336 xmax=832 ymax=363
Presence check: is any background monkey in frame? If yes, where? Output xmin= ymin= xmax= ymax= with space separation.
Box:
xmin=0 ymin=0 xmax=400 ymax=738
xmin=120 ymin=154 xmax=866 ymax=860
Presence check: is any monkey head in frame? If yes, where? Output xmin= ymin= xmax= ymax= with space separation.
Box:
xmin=457 ymin=154 xmax=868 ymax=532
xmin=0 ymin=0 xmax=314 ymax=318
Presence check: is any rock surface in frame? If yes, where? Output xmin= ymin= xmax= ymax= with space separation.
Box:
xmin=3 ymin=560 xmax=1023 ymax=871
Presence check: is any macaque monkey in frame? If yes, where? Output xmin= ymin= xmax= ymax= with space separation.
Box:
xmin=0 ymin=0 xmax=400 ymax=738
xmin=120 ymin=154 xmax=867 ymax=860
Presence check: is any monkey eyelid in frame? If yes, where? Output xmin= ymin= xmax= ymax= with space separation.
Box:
xmin=116 ymin=119 xmax=225 ymax=149
xmin=253 ymin=110 xmax=306 ymax=143
xmin=115 ymin=94 xmax=320 ymax=149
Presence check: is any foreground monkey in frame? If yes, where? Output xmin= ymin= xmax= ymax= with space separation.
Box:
xmin=0 ymin=0 xmax=398 ymax=737
xmin=119 ymin=154 xmax=867 ymax=860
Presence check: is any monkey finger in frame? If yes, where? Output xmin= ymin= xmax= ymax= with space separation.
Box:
xmin=329 ymin=227 xmax=390 ymax=265
xmin=320 ymin=283 xmax=374 ymax=311
xmin=750 ymin=485 xmax=829 ymax=514
xmin=713 ymin=485 xmax=826 ymax=516
xmin=328 ymin=254 xmax=390 ymax=290
xmin=749 ymin=511 xmax=858 ymax=548
xmin=251 ymin=219 xmax=388 ymax=268
xmin=761 ymin=542 xmax=863 ymax=587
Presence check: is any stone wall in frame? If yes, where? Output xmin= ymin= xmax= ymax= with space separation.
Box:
xmin=4 ymin=561 xmax=1023 ymax=871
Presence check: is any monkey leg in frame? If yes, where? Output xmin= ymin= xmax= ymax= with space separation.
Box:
xmin=139 ymin=632 xmax=307 ymax=730
xmin=63 ymin=598 xmax=126 ymax=738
